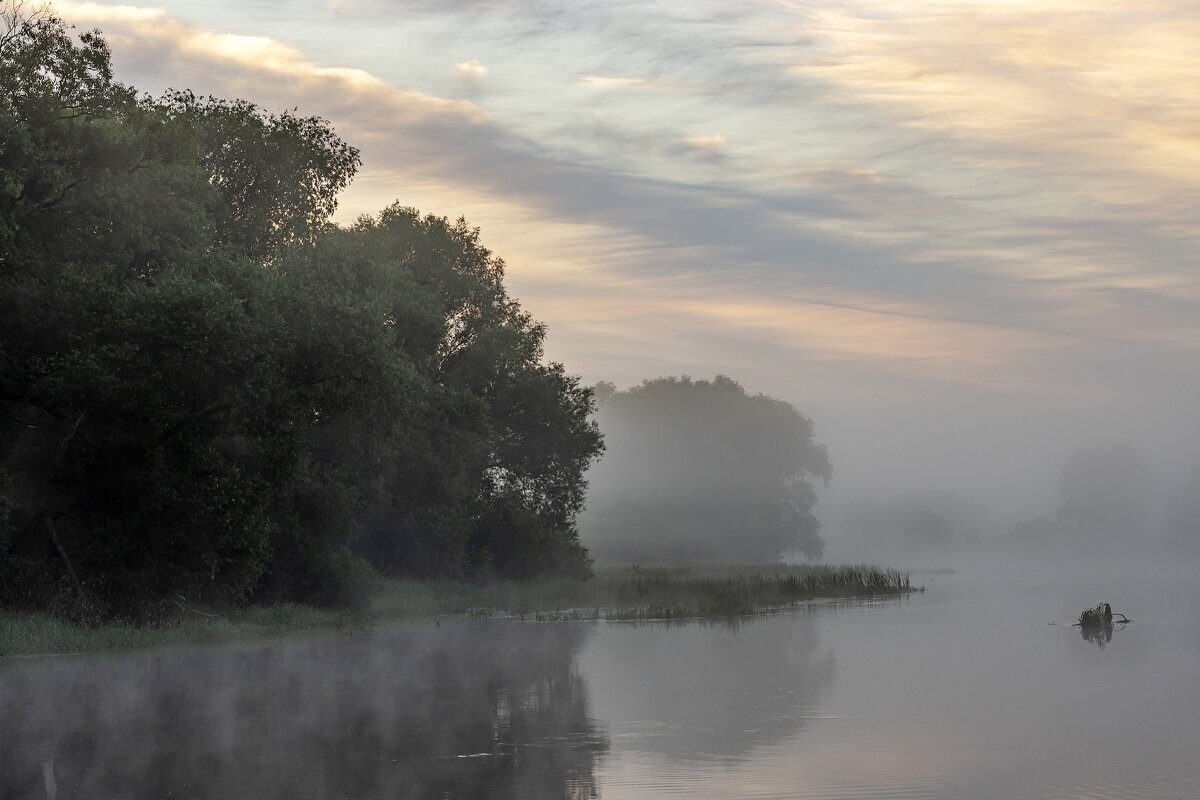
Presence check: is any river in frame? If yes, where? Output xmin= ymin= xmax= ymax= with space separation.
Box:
xmin=3 ymin=563 xmax=1199 ymax=799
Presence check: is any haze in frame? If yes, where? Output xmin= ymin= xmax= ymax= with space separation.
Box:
xmin=48 ymin=0 xmax=1200 ymax=554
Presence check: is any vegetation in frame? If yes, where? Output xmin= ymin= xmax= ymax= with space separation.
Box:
xmin=0 ymin=4 xmax=602 ymax=622
xmin=582 ymin=376 xmax=831 ymax=563
xmin=0 ymin=6 xmax=879 ymax=644
xmin=0 ymin=564 xmax=916 ymax=656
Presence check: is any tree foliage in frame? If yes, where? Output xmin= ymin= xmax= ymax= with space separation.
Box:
xmin=0 ymin=5 xmax=602 ymax=618
xmin=581 ymin=376 xmax=831 ymax=564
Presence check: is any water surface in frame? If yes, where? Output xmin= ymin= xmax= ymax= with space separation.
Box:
xmin=3 ymin=565 xmax=1199 ymax=799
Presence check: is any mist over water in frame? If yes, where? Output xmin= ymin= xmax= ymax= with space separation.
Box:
xmin=0 ymin=622 xmax=605 ymax=799
xmin=5 ymin=563 xmax=1200 ymax=799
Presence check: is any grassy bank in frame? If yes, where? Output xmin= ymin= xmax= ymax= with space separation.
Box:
xmin=1 ymin=564 xmax=917 ymax=657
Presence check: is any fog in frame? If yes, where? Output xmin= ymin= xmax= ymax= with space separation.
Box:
xmin=0 ymin=622 xmax=606 ymax=799
xmin=0 ymin=613 xmax=836 ymax=798
xmin=580 ymin=375 xmax=1200 ymax=570
xmin=9 ymin=576 xmax=1200 ymax=799
xmin=579 ymin=377 xmax=831 ymax=564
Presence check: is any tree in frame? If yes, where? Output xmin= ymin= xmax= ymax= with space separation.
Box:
xmin=0 ymin=4 xmax=602 ymax=618
xmin=160 ymin=90 xmax=361 ymax=262
xmin=328 ymin=207 xmax=604 ymax=580
xmin=0 ymin=5 xmax=367 ymax=614
xmin=580 ymin=376 xmax=830 ymax=564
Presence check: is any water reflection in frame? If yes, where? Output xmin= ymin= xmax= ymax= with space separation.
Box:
xmin=0 ymin=620 xmax=606 ymax=800
xmin=1078 ymin=621 xmax=1127 ymax=648
xmin=581 ymin=612 xmax=835 ymax=761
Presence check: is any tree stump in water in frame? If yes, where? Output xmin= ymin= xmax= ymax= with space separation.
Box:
xmin=1078 ymin=602 xmax=1112 ymax=628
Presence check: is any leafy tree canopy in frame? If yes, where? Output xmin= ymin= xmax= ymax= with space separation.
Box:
xmin=0 ymin=4 xmax=602 ymax=619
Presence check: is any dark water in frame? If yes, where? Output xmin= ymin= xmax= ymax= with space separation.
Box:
xmin=3 ymin=565 xmax=1199 ymax=799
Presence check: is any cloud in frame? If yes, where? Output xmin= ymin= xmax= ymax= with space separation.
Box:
xmin=785 ymin=0 xmax=1200 ymax=282
xmin=454 ymin=59 xmax=487 ymax=80
xmin=50 ymin=0 xmax=1066 ymax=389
xmin=578 ymin=75 xmax=650 ymax=91
xmin=453 ymin=58 xmax=487 ymax=97
xmin=55 ymin=3 xmax=487 ymax=129
xmin=682 ymin=133 xmax=726 ymax=153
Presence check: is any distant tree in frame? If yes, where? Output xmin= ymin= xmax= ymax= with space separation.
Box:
xmin=581 ymin=376 xmax=830 ymax=564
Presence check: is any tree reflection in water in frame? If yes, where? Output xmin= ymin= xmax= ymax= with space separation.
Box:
xmin=581 ymin=612 xmax=836 ymax=761
xmin=0 ymin=620 xmax=606 ymax=800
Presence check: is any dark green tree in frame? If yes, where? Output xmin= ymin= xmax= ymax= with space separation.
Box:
xmin=0 ymin=5 xmax=363 ymax=614
xmin=325 ymin=207 xmax=603 ymax=579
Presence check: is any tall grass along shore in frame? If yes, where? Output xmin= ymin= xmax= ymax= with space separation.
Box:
xmin=1 ymin=564 xmax=917 ymax=657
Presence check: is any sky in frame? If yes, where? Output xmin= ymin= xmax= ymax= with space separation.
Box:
xmin=49 ymin=0 xmax=1200 ymax=533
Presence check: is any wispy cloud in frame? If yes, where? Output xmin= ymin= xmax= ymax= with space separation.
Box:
xmin=787 ymin=1 xmax=1200 ymax=288
xmin=56 ymin=1 xmax=486 ymax=125
xmin=46 ymin=0 xmax=1200 ymax=487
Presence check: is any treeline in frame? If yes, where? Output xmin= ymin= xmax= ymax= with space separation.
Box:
xmin=0 ymin=7 xmax=602 ymax=619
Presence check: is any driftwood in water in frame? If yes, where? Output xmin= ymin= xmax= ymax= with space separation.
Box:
xmin=1073 ymin=602 xmax=1131 ymax=647
xmin=1076 ymin=602 xmax=1131 ymax=628
xmin=1078 ymin=602 xmax=1112 ymax=628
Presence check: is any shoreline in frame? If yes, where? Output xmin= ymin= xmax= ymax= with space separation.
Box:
xmin=0 ymin=564 xmax=918 ymax=658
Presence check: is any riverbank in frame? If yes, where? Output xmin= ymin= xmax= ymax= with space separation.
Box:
xmin=0 ymin=564 xmax=917 ymax=657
